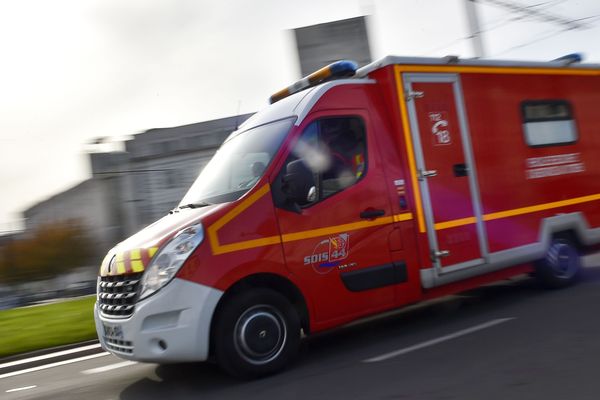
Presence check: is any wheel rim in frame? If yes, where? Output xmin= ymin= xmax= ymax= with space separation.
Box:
xmin=546 ymin=240 xmax=579 ymax=279
xmin=234 ymin=305 xmax=287 ymax=365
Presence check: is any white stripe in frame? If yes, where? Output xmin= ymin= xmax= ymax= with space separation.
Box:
xmin=363 ymin=318 xmax=515 ymax=363
xmin=0 ymin=343 xmax=102 ymax=370
xmin=81 ymin=360 xmax=137 ymax=375
xmin=6 ymin=385 xmax=37 ymax=393
xmin=0 ymin=352 xmax=109 ymax=379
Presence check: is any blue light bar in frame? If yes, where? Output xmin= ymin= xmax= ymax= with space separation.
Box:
xmin=553 ymin=53 xmax=583 ymax=64
xmin=270 ymin=60 xmax=358 ymax=104
xmin=329 ymin=60 xmax=359 ymax=77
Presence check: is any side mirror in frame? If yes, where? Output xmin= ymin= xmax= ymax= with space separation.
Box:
xmin=282 ymin=159 xmax=316 ymax=210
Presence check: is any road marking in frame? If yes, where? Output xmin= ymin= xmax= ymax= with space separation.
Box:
xmin=6 ymin=385 xmax=37 ymax=393
xmin=0 ymin=352 xmax=109 ymax=379
xmin=0 ymin=343 xmax=102 ymax=370
xmin=363 ymin=317 xmax=515 ymax=363
xmin=82 ymin=360 xmax=137 ymax=375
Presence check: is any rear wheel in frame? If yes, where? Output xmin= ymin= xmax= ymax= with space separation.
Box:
xmin=535 ymin=237 xmax=582 ymax=288
xmin=213 ymin=289 xmax=300 ymax=378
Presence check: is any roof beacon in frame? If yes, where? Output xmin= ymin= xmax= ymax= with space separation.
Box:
xmin=553 ymin=53 xmax=583 ymax=65
xmin=269 ymin=60 xmax=358 ymax=104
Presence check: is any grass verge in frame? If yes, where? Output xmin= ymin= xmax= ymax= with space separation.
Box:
xmin=0 ymin=296 xmax=97 ymax=358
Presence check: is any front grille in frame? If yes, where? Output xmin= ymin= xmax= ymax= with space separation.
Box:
xmin=104 ymin=337 xmax=134 ymax=354
xmin=98 ymin=273 xmax=142 ymax=318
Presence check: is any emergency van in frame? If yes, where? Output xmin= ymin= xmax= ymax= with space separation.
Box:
xmin=95 ymin=55 xmax=600 ymax=378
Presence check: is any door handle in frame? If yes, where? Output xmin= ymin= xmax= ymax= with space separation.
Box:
xmin=360 ymin=208 xmax=386 ymax=219
xmin=418 ymin=169 xmax=438 ymax=181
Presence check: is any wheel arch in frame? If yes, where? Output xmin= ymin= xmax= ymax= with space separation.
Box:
xmin=538 ymin=212 xmax=600 ymax=253
xmin=209 ymin=272 xmax=310 ymax=357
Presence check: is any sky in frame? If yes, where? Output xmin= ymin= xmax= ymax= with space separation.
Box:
xmin=1 ymin=0 xmax=599 ymax=232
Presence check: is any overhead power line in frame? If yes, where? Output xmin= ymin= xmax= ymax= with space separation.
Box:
xmin=481 ymin=0 xmax=591 ymax=29
xmin=493 ymin=13 xmax=600 ymax=56
xmin=494 ymin=27 xmax=571 ymax=55
xmin=423 ymin=1 xmax=598 ymax=58
xmin=465 ymin=0 xmax=594 ymax=58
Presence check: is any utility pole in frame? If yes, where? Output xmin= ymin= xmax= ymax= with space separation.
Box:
xmin=464 ymin=0 xmax=591 ymax=58
xmin=465 ymin=0 xmax=486 ymax=58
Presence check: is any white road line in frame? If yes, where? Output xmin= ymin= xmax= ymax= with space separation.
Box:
xmin=0 ymin=352 xmax=110 ymax=379
xmin=0 ymin=344 xmax=102 ymax=370
xmin=82 ymin=360 xmax=137 ymax=375
xmin=6 ymin=385 xmax=37 ymax=393
xmin=363 ymin=317 xmax=515 ymax=363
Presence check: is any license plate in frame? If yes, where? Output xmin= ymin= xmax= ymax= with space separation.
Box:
xmin=103 ymin=323 xmax=124 ymax=339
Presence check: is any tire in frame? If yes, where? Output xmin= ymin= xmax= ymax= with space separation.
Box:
xmin=213 ymin=288 xmax=301 ymax=379
xmin=535 ymin=237 xmax=582 ymax=289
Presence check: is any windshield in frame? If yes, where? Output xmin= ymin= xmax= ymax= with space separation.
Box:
xmin=180 ymin=117 xmax=295 ymax=206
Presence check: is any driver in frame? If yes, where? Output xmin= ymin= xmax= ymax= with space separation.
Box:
xmin=251 ymin=161 xmax=266 ymax=178
xmin=322 ymin=121 xmax=365 ymax=183
xmin=238 ymin=161 xmax=266 ymax=188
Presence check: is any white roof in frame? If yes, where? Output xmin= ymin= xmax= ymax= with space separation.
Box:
xmin=238 ymin=78 xmax=375 ymax=132
xmin=357 ymin=55 xmax=600 ymax=77
xmin=239 ymin=54 xmax=599 ymax=135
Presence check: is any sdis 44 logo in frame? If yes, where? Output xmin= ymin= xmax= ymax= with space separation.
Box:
xmin=304 ymin=233 xmax=350 ymax=274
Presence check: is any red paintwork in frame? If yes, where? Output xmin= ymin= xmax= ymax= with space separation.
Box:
xmin=101 ymin=205 xmax=222 ymax=277
xmin=461 ymin=73 xmax=600 ymax=252
xmin=154 ymin=61 xmax=600 ymax=335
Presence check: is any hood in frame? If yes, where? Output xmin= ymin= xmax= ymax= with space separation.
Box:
xmin=99 ymin=205 xmax=218 ymax=277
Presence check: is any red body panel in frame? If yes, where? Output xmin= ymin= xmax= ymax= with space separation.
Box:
xmin=177 ymin=180 xmax=290 ymax=290
xmin=171 ymin=62 xmax=600 ymax=335
xmin=176 ymin=83 xmax=426 ymax=332
xmin=461 ymin=73 xmax=600 ymax=253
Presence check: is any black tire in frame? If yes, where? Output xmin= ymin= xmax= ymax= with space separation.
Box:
xmin=535 ymin=237 xmax=582 ymax=289
xmin=213 ymin=288 xmax=301 ymax=379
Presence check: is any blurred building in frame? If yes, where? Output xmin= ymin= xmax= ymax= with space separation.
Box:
xmin=96 ymin=113 xmax=253 ymax=237
xmin=294 ymin=16 xmax=372 ymax=76
xmin=23 ymin=179 xmax=120 ymax=254
xmin=23 ymin=113 xmax=252 ymax=255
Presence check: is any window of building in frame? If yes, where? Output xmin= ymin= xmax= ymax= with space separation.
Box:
xmin=521 ymin=100 xmax=577 ymax=146
xmin=164 ymin=169 xmax=178 ymax=189
xmin=287 ymin=116 xmax=367 ymax=205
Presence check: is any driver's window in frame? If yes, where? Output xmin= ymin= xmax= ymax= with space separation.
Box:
xmin=290 ymin=116 xmax=367 ymax=204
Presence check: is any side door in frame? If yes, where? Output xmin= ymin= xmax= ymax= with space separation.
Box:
xmin=272 ymin=111 xmax=405 ymax=325
xmin=404 ymin=74 xmax=488 ymax=273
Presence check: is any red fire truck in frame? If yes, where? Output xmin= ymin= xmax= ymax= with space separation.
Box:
xmin=95 ymin=55 xmax=600 ymax=378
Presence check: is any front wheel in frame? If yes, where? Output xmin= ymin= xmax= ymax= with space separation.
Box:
xmin=535 ymin=237 xmax=582 ymax=289
xmin=213 ymin=289 xmax=301 ymax=378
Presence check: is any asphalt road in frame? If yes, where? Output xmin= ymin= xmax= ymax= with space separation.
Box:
xmin=4 ymin=258 xmax=600 ymax=400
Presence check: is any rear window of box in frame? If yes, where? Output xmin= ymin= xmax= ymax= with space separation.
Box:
xmin=521 ymin=100 xmax=577 ymax=147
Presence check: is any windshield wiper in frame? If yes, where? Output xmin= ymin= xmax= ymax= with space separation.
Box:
xmin=179 ymin=201 xmax=212 ymax=208
xmin=179 ymin=202 xmax=212 ymax=209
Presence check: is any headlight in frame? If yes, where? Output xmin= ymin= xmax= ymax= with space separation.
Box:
xmin=139 ymin=223 xmax=204 ymax=300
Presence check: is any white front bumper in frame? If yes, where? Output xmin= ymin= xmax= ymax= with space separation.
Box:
xmin=94 ymin=278 xmax=223 ymax=363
